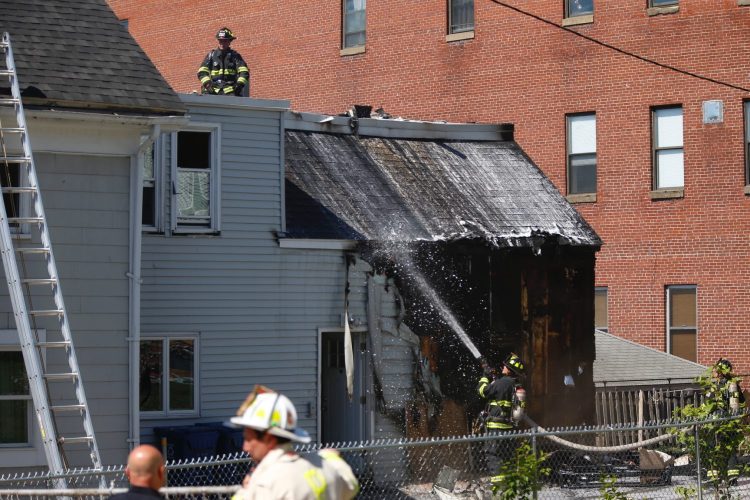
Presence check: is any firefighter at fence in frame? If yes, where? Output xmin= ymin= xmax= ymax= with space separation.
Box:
xmin=706 ymin=357 xmax=746 ymax=484
xmin=477 ymin=353 xmax=526 ymax=490
xmin=110 ymin=445 xmax=166 ymax=499
xmin=197 ymin=27 xmax=249 ymax=96
xmin=228 ymin=389 xmax=359 ymax=500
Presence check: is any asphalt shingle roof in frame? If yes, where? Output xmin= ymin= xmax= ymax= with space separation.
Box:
xmin=285 ymin=130 xmax=602 ymax=248
xmin=593 ymin=330 xmax=706 ymax=386
xmin=0 ymin=0 xmax=184 ymax=115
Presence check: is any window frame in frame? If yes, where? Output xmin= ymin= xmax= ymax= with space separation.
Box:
xmin=565 ymin=0 xmax=594 ymax=18
xmin=170 ymin=124 xmax=221 ymax=234
xmin=141 ymin=138 xmax=164 ymax=233
xmin=448 ymin=0 xmax=475 ymax=35
xmin=594 ymin=286 xmax=608 ymax=332
xmin=649 ymin=0 xmax=677 ymax=6
xmin=652 ymin=105 xmax=684 ymax=190
xmin=666 ymin=285 xmax=697 ymax=362
xmin=0 ymin=329 xmax=46 ymax=467
xmin=140 ymin=334 xmax=200 ymax=419
xmin=566 ymin=112 xmax=597 ymax=196
xmin=342 ymin=0 xmax=366 ymax=51
xmin=745 ymin=101 xmax=750 ymax=188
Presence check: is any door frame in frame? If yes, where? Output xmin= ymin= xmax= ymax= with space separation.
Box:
xmin=317 ymin=326 xmax=370 ymax=442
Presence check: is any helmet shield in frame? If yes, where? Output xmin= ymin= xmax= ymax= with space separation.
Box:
xmin=227 ymin=391 xmax=311 ymax=443
xmin=216 ymin=27 xmax=236 ymax=40
xmin=503 ymin=353 xmax=525 ymax=376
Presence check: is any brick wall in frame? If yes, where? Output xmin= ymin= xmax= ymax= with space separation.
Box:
xmin=108 ymin=0 xmax=750 ymax=372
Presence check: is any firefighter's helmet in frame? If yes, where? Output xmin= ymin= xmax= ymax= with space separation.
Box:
xmin=504 ymin=353 xmax=525 ymax=376
xmin=216 ymin=27 xmax=236 ymax=41
xmin=715 ymin=358 xmax=733 ymax=375
xmin=228 ymin=392 xmax=311 ymax=443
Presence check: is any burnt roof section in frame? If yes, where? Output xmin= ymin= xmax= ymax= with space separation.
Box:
xmin=0 ymin=0 xmax=184 ymax=115
xmin=284 ymin=114 xmax=602 ymax=248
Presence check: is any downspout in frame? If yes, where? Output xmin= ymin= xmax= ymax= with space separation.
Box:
xmin=127 ymin=124 xmax=160 ymax=449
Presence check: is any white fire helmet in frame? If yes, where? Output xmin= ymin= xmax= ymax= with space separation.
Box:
xmin=228 ymin=392 xmax=311 ymax=443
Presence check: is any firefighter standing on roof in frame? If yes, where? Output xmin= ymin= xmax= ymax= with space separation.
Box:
xmin=477 ymin=353 xmax=526 ymax=490
xmin=198 ymin=28 xmax=249 ymax=96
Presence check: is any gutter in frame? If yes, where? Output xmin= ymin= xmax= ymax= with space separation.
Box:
xmin=127 ymin=124 xmax=161 ymax=449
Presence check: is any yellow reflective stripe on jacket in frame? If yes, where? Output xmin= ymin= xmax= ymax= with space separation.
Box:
xmin=200 ymin=76 xmax=211 ymax=84
xmin=489 ymin=400 xmax=512 ymax=407
xmin=210 ymin=69 xmax=238 ymax=76
xmin=490 ymin=474 xmax=506 ymax=484
xmin=303 ymin=468 xmax=327 ymax=499
xmin=238 ymin=65 xmax=249 ymax=72
xmin=198 ymin=66 xmax=210 ymax=73
xmin=237 ymin=76 xmax=248 ymax=85
xmin=478 ymin=377 xmax=489 ymax=398
xmin=487 ymin=421 xmax=513 ymax=429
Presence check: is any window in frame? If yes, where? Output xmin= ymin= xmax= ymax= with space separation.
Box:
xmin=342 ymin=0 xmax=366 ymax=49
xmin=649 ymin=0 xmax=677 ymax=6
xmin=140 ymin=336 xmax=198 ymax=416
xmin=653 ymin=106 xmax=684 ymax=189
xmin=594 ymin=287 xmax=608 ymax=332
xmin=567 ymin=113 xmax=597 ymax=195
xmin=449 ymin=0 xmax=474 ymax=34
xmin=141 ymin=140 xmax=162 ymax=231
xmin=0 ymin=350 xmax=30 ymax=446
xmin=566 ymin=0 xmax=593 ymax=18
xmin=745 ymin=101 xmax=750 ymax=186
xmin=171 ymin=128 xmax=220 ymax=233
xmin=667 ymin=286 xmax=697 ymax=362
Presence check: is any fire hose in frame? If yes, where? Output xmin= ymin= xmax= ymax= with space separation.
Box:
xmin=522 ymin=415 xmax=675 ymax=453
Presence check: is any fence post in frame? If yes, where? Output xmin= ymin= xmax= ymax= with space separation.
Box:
xmin=531 ymin=426 xmax=538 ymax=500
xmin=694 ymin=423 xmax=702 ymax=500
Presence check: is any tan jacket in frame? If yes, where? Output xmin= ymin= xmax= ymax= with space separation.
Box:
xmin=233 ymin=446 xmax=359 ymax=500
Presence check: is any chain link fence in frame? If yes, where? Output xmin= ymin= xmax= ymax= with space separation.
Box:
xmin=0 ymin=415 xmax=748 ymax=499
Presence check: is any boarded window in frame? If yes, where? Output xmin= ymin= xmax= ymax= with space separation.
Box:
xmin=595 ymin=287 xmax=608 ymax=332
xmin=667 ymin=286 xmax=696 ymax=362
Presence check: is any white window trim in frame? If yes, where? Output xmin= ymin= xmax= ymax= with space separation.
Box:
xmin=665 ymin=285 xmax=697 ymax=358
xmin=594 ymin=286 xmax=608 ymax=333
xmin=0 ymin=329 xmax=46 ymax=467
xmin=140 ymin=333 xmax=200 ymax=419
xmin=653 ymin=106 xmax=684 ymax=190
xmin=566 ymin=112 xmax=597 ymax=196
xmin=170 ymin=124 xmax=221 ymax=235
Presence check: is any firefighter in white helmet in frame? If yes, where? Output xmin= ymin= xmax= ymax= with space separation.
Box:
xmin=228 ymin=390 xmax=359 ymax=500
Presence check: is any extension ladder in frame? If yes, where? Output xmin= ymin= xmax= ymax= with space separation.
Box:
xmin=0 ymin=32 xmax=103 ymax=481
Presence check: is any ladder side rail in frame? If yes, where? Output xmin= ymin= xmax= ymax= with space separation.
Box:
xmin=3 ymin=32 xmax=103 ymax=476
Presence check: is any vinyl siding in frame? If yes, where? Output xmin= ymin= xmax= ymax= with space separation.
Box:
xmin=0 ymin=153 xmax=130 ymax=468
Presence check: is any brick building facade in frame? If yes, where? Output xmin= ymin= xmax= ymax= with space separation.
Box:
xmin=108 ymin=0 xmax=750 ymax=373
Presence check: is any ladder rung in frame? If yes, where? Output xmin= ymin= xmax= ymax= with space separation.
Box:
xmin=51 ymin=404 xmax=85 ymax=413
xmin=0 ymin=69 xmax=12 ymax=76
xmin=3 ymin=186 xmax=36 ymax=193
xmin=37 ymin=341 xmax=70 ymax=348
xmin=44 ymin=372 xmax=78 ymax=381
xmin=8 ymin=217 xmax=43 ymax=224
xmin=29 ymin=309 xmax=64 ymax=317
xmin=0 ymin=97 xmax=19 ymax=105
xmin=0 ymin=127 xmax=23 ymax=134
xmin=59 ymin=436 xmax=93 ymax=445
xmin=1 ymin=156 xmax=31 ymax=163
xmin=23 ymin=278 xmax=57 ymax=285
xmin=16 ymin=247 xmax=50 ymax=254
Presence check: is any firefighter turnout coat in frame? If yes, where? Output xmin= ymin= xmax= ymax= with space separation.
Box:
xmin=232 ymin=446 xmax=359 ymax=500
xmin=477 ymin=373 xmax=517 ymax=431
xmin=197 ymin=48 xmax=249 ymax=96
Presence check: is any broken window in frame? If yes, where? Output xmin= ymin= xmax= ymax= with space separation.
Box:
xmin=595 ymin=287 xmax=607 ymax=332
xmin=343 ymin=0 xmax=366 ymax=49
xmin=172 ymin=128 xmax=220 ymax=233
xmin=667 ymin=285 xmax=696 ymax=362
xmin=565 ymin=0 xmax=593 ymax=18
xmin=566 ymin=113 xmax=597 ymax=195
xmin=449 ymin=0 xmax=474 ymax=34
xmin=653 ymin=106 xmax=684 ymax=190
xmin=140 ymin=336 xmax=198 ymax=415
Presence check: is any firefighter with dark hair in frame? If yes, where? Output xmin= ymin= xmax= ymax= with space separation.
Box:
xmin=197 ymin=27 xmax=250 ymax=96
xmin=477 ymin=353 xmax=526 ymax=490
